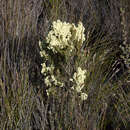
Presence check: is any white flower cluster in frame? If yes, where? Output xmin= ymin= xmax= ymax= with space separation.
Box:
xmin=41 ymin=63 xmax=54 ymax=76
xmin=39 ymin=20 xmax=87 ymax=100
xmin=46 ymin=20 xmax=85 ymax=53
xmin=71 ymin=67 xmax=88 ymax=100
xmin=73 ymin=67 xmax=86 ymax=92
xmin=72 ymin=22 xmax=85 ymax=42
xmin=44 ymin=75 xmax=64 ymax=88
xmin=39 ymin=40 xmax=64 ymax=96
xmin=40 ymin=62 xmax=63 ymax=91
xmin=80 ymin=92 xmax=88 ymax=101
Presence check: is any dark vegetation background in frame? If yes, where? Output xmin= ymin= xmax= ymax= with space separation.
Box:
xmin=0 ymin=0 xmax=130 ymax=129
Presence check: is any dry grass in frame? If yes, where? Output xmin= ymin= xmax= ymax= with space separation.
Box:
xmin=0 ymin=0 xmax=129 ymax=129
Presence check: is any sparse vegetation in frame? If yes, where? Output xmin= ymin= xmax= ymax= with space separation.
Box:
xmin=0 ymin=0 xmax=129 ymax=130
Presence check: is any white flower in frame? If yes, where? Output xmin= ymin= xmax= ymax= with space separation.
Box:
xmin=44 ymin=76 xmax=51 ymax=86
xmin=51 ymin=75 xmax=58 ymax=85
xmin=46 ymin=20 xmax=85 ymax=53
xmin=39 ymin=40 xmax=42 ymax=50
xmin=70 ymin=78 xmax=73 ymax=82
xmin=75 ymin=86 xmax=82 ymax=93
xmin=46 ymin=20 xmax=73 ymax=53
xmin=71 ymin=22 xmax=85 ymax=43
xmin=40 ymin=50 xmax=48 ymax=59
xmin=51 ymin=75 xmax=64 ymax=87
xmin=75 ymin=22 xmax=85 ymax=42
xmin=41 ymin=63 xmax=47 ymax=74
xmin=73 ymin=67 xmax=86 ymax=84
xmin=80 ymin=92 xmax=88 ymax=100
xmin=46 ymin=90 xmax=50 ymax=96
xmin=46 ymin=65 xmax=54 ymax=72
xmin=72 ymin=67 xmax=86 ymax=93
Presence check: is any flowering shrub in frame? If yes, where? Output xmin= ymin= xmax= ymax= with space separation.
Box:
xmin=46 ymin=20 xmax=85 ymax=54
xmin=39 ymin=20 xmax=87 ymax=100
